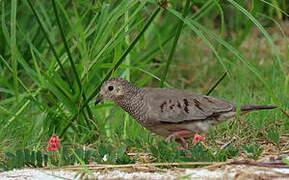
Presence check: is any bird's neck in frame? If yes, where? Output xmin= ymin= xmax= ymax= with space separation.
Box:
xmin=116 ymin=86 xmax=147 ymax=121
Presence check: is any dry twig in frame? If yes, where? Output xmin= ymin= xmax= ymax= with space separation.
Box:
xmin=230 ymin=160 xmax=289 ymax=168
xmin=279 ymin=107 xmax=289 ymax=118
xmin=53 ymin=161 xmax=224 ymax=172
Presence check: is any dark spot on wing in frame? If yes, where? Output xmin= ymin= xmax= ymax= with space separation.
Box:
xmin=204 ymin=96 xmax=215 ymax=103
xmin=183 ymin=99 xmax=189 ymax=113
xmin=183 ymin=99 xmax=189 ymax=106
xmin=169 ymin=104 xmax=175 ymax=109
xmin=193 ymin=98 xmax=204 ymax=111
xmin=184 ymin=106 xmax=189 ymax=113
xmin=169 ymin=99 xmax=172 ymax=103
xmin=177 ymin=101 xmax=181 ymax=108
xmin=160 ymin=101 xmax=167 ymax=113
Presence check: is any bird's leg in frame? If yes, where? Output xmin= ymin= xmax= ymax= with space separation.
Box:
xmin=165 ymin=130 xmax=207 ymax=149
xmin=165 ymin=129 xmax=194 ymax=145
xmin=192 ymin=133 xmax=206 ymax=143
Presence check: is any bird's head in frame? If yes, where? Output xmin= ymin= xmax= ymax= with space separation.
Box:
xmin=95 ymin=78 xmax=131 ymax=105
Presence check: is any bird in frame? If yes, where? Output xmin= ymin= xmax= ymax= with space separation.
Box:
xmin=94 ymin=77 xmax=277 ymax=146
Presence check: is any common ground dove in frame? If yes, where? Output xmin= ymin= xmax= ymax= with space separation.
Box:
xmin=95 ymin=78 xmax=277 ymax=144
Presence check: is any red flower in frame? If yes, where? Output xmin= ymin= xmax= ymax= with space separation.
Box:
xmin=47 ymin=134 xmax=62 ymax=152
xmin=193 ymin=134 xmax=206 ymax=143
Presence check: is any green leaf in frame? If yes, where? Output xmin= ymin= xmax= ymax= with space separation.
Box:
xmin=16 ymin=150 xmax=24 ymax=168
xmin=36 ymin=151 xmax=43 ymax=167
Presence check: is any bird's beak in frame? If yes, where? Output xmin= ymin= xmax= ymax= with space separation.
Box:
xmin=94 ymin=94 xmax=103 ymax=105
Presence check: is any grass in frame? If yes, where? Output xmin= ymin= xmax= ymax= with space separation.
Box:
xmin=0 ymin=0 xmax=288 ymax=171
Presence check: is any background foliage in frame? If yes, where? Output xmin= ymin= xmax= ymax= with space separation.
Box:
xmin=0 ymin=0 xmax=288 ymax=169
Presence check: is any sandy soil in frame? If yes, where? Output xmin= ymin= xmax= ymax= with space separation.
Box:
xmin=0 ymin=163 xmax=289 ymax=180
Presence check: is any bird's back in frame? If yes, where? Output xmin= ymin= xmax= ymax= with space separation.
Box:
xmin=144 ymin=87 xmax=234 ymax=123
xmin=139 ymin=87 xmax=276 ymax=136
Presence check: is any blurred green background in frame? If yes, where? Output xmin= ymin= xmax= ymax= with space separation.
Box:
xmin=0 ymin=0 xmax=288 ymax=169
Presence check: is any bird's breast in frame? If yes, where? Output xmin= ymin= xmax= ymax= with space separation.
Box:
xmin=118 ymin=96 xmax=149 ymax=124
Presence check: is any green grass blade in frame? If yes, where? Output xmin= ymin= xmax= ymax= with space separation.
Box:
xmin=258 ymin=0 xmax=289 ymax=17
xmin=51 ymin=0 xmax=92 ymax=130
xmin=60 ymin=7 xmax=161 ymax=137
xmin=190 ymin=0 xmax=215 ymax=21
xmin=271 ymin=0 xmax=282 ymax=19
xmin=123 ymin=9 xmax=131 ymax=140
xmin=0 ymin=55 xmax=42 ymax=109
xmin=11 ymin=0 xmax=18 ymax=103
xmin=167 ymin=8 xmax=228 ymax=73
xmin=2 ymin=95 xmax=33 ymax=132
xmin=166 ymin=6 xmax=277 ymax=102
xmin=227 ymin=0 xmax=285 ymax=77
xmin=213 ymin=0 xmax=225 ymax=51
xmin=159 ymin=0 xmax=191 ymax=87
xmin=30 ymin=47 xmax=44 ymax=86
xmin=25 ymin=0 xmax=74 ymax=92
xmin=206 ymin=72 xmax=227 ymax=96
xmin=82 ymin=1 xmax=145 ymax=80
xmin=1 ymin=2 xmax=10 ymax=46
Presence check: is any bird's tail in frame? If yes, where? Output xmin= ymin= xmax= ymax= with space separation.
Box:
xmin=240 ymin=104 xmax=277 ymax=112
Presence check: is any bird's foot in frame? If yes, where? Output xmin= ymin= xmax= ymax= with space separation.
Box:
xmin=192 ymin=133 xmax=206 ymax=143
xmin=165 ymin=130 xmax=194 ymax=146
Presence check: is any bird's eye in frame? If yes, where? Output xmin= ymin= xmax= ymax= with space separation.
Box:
xmin=108 ymin=85 xmax=114 ymax=91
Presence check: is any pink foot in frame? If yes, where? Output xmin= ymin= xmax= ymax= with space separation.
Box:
xmin=165 ymin=130 xmax=194 ymax=145
xmin=193 ymin=134 xmax=206 ymax=143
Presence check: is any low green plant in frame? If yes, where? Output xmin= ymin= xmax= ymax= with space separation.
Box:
xmin=266 ymin=127 xmax=280 ymax=146
xmin=149 ymin=140 xmax=241 ymax=165
xmin=242 ymin=143 xmax=264 ymax=160
xmin=0 ymin=149 xmax=48 ymax=170
xmin=283 ymin=157 xmax=289 ymax=167
xmin=149 ymin=139 xmax=185 ymax=163
xmin=0 ymin=144 xmax=137 ymax=170
xmin=0 ymin=0 xmax=288 ymax=171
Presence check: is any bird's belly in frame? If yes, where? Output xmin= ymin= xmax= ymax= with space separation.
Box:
xmin=144 ymin=120 xmax=218 ymax=137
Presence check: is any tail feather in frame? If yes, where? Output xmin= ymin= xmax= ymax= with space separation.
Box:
xmin=240 ymin=104 xmax=277 ymax=112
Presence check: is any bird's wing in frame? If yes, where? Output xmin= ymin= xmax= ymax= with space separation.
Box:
xmin=146 ymin=88 xmax=234 ymax=124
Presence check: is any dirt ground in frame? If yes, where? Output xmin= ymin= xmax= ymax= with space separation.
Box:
xmin=0 ymin=155 xmax=288 ymax=180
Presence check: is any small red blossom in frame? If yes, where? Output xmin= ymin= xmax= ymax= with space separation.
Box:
xmin=193 ymin=134 xmax=206 ymax=143
xmin=47 ymin=134 xmax=62 ymax=152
